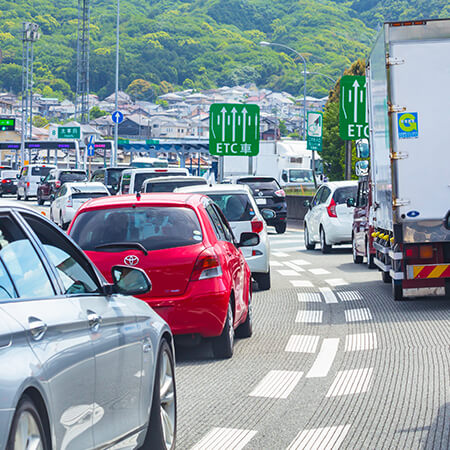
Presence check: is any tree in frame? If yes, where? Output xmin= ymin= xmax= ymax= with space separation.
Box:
xmin=126 ymin=79 xmax=155 ymax=101
xmin=278 ymin=120 xmax=289 ymax=137
xmin=0 ymin=64 xmax=22 ymax=94
xmin=90 ymin=106 xmax=108 ymax=119
xmin=33 ymin=115 xmax=49 ymax=128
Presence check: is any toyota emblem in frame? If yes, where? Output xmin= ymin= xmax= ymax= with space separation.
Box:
xmin=124 ymin=255 xmax=139 ymax=266
xmin=258 ymin=192 xmax=264 ymax=197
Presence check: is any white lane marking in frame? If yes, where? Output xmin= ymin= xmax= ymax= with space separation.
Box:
xmin=290 ymin=280 xmax=314 ymax=288
xmin=270 ymin=261 xmax=283 ymax=267
xmin=249 ymin=370 xmax=303 ymax=399
xmin=285 ymin=335 xmax=320 ymax=353
xmin=287 ymin=424 xmax=351 ymax=450
xmin=272 ymin=251 xmax=290 ymax=257
xmin=337 ymin=290 xmax=363 ymax=301
xmin=298 ymin=292 xmax=322 ymax=303
xmin=306 ymin=338 xmax=340 ymax=378
xmin=296 ymin=310 xmax=323 ymax=323
xmin=319 ymin=287 xmax=338 ymax=304
xmin=272 ymin=246 xmax=306 ymax=252
xmin=284 ymin=261 xmax=305 ymax=272
xmin=308 ymin=268 xmax=330 ymax=275
xmin=278 ymin=269 xmax=301 ymax=277
xmin=270 ymin=239 xmax=305 ymax=245
xmin=191 ymin=427 xmax=257 ymax=450
xmin=345 ymin=333 xmax=378 ymax=351
xmin=290 ymin=259 xmax=311 ymax=266
xmin=345 ymin=308 xmax=372 ymax=322
xmin=326 ymin=368 xmax=373 ymax=397
xmin=326 ymin=278 xmax=348 ymax=286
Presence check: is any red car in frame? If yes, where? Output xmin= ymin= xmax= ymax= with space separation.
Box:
xmin=68 ymin=193 xmax=258 ymax=358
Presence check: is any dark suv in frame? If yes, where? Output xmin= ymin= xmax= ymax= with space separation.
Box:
xmin=91 ymin=167 xmax=126 ymax=195
xmin=235 ymin=176 xmax=287 ymax=233
xmin=37 ymin=169 xmax=87 ymax=205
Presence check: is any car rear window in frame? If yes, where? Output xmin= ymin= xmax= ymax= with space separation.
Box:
xmin=31 ymin=166 xmax=52 ymax=177
xmin=70 ymin=207 xmax=203 ymax=252
xmin=1 ymin=171 xmax=17 ymax=179
xmin=134 ymin=172 xmax=187 ymax=193
xmin=208 ymin=194 xmax=256 ymax=222
xmin=333 ymin=186 xmax=358 ymax=204
xmin=237 ymin=178 xmax=279 ymax=191
xmin=70 ymin=186 xmax=108 ymax=199
xmin=145 ymin=179 xmax=206 ymax=193
xmin=60 ymin=171 xmax=87 ymax=183
xmin=107 ymin=169 xmax=124 ymax=185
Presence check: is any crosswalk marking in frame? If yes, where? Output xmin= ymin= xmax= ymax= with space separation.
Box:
xmin=249 ymin=370 xmax=303 ymax=399
xmin=191 ymin=427 xmax=257 ymax=450
xmin=290 ymin=280 xmax=314 ymax=288
xmin=270 ymin=239 xmax=304 ymax=245
xmin=306 ymin=338 xmax=339 ymax=378
xmin=269 ymin=261 xmax=283 ymax=267
xmin=326 ymin=368 xmax=373 ymax=397
xmin=285 ymin=335 xmax=320 ymax=353
xmin=337 ymin=290 xmax=363 ymax=301
xmin=296 ymin=310 xmax=323 ymax=323
xmin=272 ymin=251 xmax=290 ymax=257
xmin=290 ymin=259 xmax=311 ymax=266
xmin=345 ymin=308 xmax=372 ymax=322
xmin=308 ymin=268 xmax=330 ymax=275
xmin=284 ymin=261 xmax=305 ymax=272
xmin=345 ymin=333 xmax=377 ymax=351
xmin=319 ymin=287 xmax=338 ymax=304
xmin=297 ymin=292 xmax=322 ymax=303
xmin=287 ymin=424 xmax=351 ymax=450
xmin=325 ymin=278 xmax=348 ymax=287
xmin=278 ymin=269 xmax=301 ymax=277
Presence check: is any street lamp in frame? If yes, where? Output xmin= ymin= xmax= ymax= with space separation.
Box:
xmin=260 ymin=41 xmax=307 ymax=140
xmin=301 ymin=71 xmax=337 ymax=85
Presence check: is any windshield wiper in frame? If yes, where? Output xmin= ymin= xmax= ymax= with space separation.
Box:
xmin=95 ymin=242 xmax=148 ymax=255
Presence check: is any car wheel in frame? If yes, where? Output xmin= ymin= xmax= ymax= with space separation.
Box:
xmin=304 ymin=225 xmax=315 ymax=250
xmin=236 ymin=288 xmax=253 ymax=338
xmin=37 ymin=196 xmax=44 ymax=206
xmin=366 ymin=239 xmax=376 ymax=269
xmin=16 ymin=192 xmax=21 ymax=201
xmin=212 ymin=302 xmax=234 ymax=359
xmin=275 ymin=222 xmax=287 ymax=234
xmin=320 ymin=227 xmax=332 ymax=254
xmin=381 ymin=270 xmax=391 ymax=283
xmin=392 ymin=280 xmax=404 ymax=301
xmin=142 ymin=339 xmax=177 ymax=450
xmin=7 ymin=395 xmax=49 ymax=450
xmin=254 ymin=270 xmax=271 ymax=291
xmin=352 ymin=235 xmax=363 ymax=263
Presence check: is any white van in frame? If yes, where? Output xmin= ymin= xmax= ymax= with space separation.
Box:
xmin=16 ymin=164 xmax=57 ymax=200
xmin=118 ymin=167 xmax=189 ymax=194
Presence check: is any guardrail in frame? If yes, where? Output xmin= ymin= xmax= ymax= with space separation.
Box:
xmin=286 ymin=195 xmax=313 ymax=221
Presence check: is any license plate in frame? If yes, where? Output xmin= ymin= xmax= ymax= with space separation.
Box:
xmin=256 ymin=198 xmax=267 ymax=205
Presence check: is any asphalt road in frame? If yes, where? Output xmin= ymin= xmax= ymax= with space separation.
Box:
xmin=9 ymin=197 xmax=450 ymax=449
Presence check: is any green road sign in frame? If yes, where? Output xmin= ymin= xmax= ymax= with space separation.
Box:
xmin=58 ymin=126 xmax=80 ymax=139
xmin=339 ymin=75 xmax=369 ymax=140
xmin=0 ymin=118 xmax=15 ymax=131
xmin=306 ymin=111 xmax=323 ymax=152
xmin=209 ymin=103 xmax=260 ymax=156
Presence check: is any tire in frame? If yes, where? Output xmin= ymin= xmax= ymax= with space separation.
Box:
xmin=366 ymin=239 xmax=376 ymax=269
xmin=304 ymin=225 xmax=315 ymax=250
xmin=320 ymin=227 xmax=332 ymax=254
xmin=381 ymin=270 xmax=391 ymax=283
xmin=49 ymin=208 xmax=54 ymax=223
xmin=142 ymin=340 xmax=177 ymax=450
xmin=7 ymin=395 xmax=49 ymax=450
xmin=275 ymin=222 xmax=287 ymax=234
xmin=16 ymin=192 xmax=21 ymax=201
xmin=37 ymin=196 xmax=45 ymax=206
xmin=392 ymin=280 xmax=404 ymax=301
xmin=212 ymin=302 xmax=234 ymax=359
xmin=254 ymin=270 xmax=271 ymax=291
xmin=352 ymin=235 xmax=363 ymax=264
xmin=23 ymin=190 xmax=29 ymax=202
xmin=236 ymin=289 xmax=253 ymax=338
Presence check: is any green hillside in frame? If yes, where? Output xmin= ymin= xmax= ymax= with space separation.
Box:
xmin=0 ymin=0 xmax=447 ymax=100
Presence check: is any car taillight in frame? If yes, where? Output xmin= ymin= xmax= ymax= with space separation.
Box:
xmin=1 ymin=179 xmax=7 ymax=184
xmin=327 ymin=198 xmax=337 ymax=218
xmin=55 ymin=180 xmax=61 ymax=188
xmin=26 ymin=182 xmax=30 ymax=188
xmin=190 ymin=248 xmax=222 ymax=281
xmin=67 ymin=196 xmax=73 ymax=207
xmin=274 ymin=189 xmax=286 ymax=197
xmin=251 ymin=218 xmax=264 ymax=233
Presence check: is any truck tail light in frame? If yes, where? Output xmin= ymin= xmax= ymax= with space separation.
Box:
xmin=274 ymin=189 xmax=285 ymax=197
xmin=327 ymin=198 xmax=337 ymax=218
xmin=419 ymin=245 xmax=433 ymax=259
xmin=251 ymin=218 xmax=264 ymax=233
xmin=66 ymin=196 xmax=73 ymax=208
xmin=55 ymin=180 xmax=61 ymax=189
xmin=405 ymin=246 xmax=418 ymax=259
xmin=190 ymin=248 xmax=222 ymax=281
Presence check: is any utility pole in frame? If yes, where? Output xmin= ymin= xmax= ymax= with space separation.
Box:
xmin=76 ymin=0 xmax=91 ymax=124
xmin=345 ymin=140 xmax=352 ymax=180
xmin=113 ymin=0 xmax=120 ymax=167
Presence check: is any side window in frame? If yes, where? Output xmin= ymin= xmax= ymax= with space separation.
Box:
xmin=56 ymin=185 xmax=66 ymax=198
xmin=205 ymin=204 xmax=226 ymax=241
xmin=213 ymin=205 xmax=234 ymax=242
xmin=0 ymin=215 xmax=54 ymax=298
xmin=312 ymin=187 xmax=323 ymax=207
xmin=0 ymin=259 xmax=17 ymax=300
xmin=319 ymin=187 xmax=331 ymax=204
xmin=121 ymin=173 xmax=131 ymax=194
xmin=22 ymin=214 xmax=101 ymax=295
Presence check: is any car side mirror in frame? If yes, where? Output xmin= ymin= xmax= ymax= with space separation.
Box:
xmin=16 ymin=174 xmax=20 ymax=179
xmin=281 ymin=172 xmax=288 ymax=182
xmin=303 ymin=200 xmax=311 ymax=208
xmin=261 ymin=209 xmax=276 ymax=221
xmin=347 ymin=197 xmax=356 ymax=207
xmin=238 ymin=232 xmax=260 ymax=248
xmin=110 ymin=265 xmax=152 ymax=296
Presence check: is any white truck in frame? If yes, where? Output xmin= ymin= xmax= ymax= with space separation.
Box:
xmin=366 ymin=18 xmax=450 ymax=301
xmin=222 ymin=140 xmax=321 ymax=188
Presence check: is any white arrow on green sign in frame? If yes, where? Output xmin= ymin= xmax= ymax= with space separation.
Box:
xmin=306 ymin=111 xmax=323 ymax=152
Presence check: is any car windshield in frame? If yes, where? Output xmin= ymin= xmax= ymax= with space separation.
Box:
xmin=107 ymin=169 xmax=124 ymax=186
xmin=31 ymin=166 xmax=53 ymax=177
xmin=333 ymin=186 xmax=358 ymax=204
xmin=289 ymin=169 xmax=314 ymax=183
xmin=145 ymin=179 xmax=206 ymax=193
xmin=60 ymin=171 xmax=87 ymax=183
xmin=70 ymin=206 xmax=203 ymax=252
xmin=237 ymin=178 xmax=279 ymax=191
xmin=208 ymin=193 xmax=256 ymax=222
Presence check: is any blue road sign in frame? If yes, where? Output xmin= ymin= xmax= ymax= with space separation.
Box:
xmin=87 ymin=143 xmax=95 ymax=157
xmin=112 ymin=110 xmax=124 ymax=124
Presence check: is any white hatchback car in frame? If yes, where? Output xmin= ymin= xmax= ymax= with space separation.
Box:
xmin=177 ymin=184 xmax=272 ymax=290
xmin=50 ymin=182 xmax=110 ymax=229
xmin=304 ymin=181 xmax=358 ymax=254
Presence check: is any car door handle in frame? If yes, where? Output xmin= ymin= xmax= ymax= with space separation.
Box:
xmin=28 ymin=317 xmax=48 ymax=341
xmin=87 ymin=310 xmax=102 ymax=330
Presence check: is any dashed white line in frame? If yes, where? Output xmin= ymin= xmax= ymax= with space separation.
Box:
xmin=308 ymin=268 xmax=330 ymax=275
xmin=337 ymin=290 xmax=363 ymax=301
xmin=306 ymin=338 xmax=340 ymax=378
xmin=290 ymin=259 xmax=311 ymax=266
xmin=290 ymin=280 xmax=314 ymax=288
xmin=249 ymin=370 xmax=303 ymax=399
xmin=191 ymin=427 xmax=257 ymax=450
xmin=325 ymin=278 xmax=348 ymax=287
xmin=319 ymin=287 xmax=338 ymax=304
xmin=345 ymin=333 xmax=378 ymax=351
xmin=296 ymin=310 xmax=323 ymax=323
xmin=287 ymin=424 xmax=351 ymax=450
xmin=284 ymin=261 xmax=305 ymax=272
xmin=285 ymin=335 xmax=320 ymax=353
xmin=278 ymin=269 xmax=301 ymax=277
xmin=270 ymin=239 xmax=305 ymax=245
xmin=298 ymin=292 xmax=322 ymax=303
xmin=326 ymin=368 xmax=373 ymax=397
xmin=345 ymin=308 xmax=372 ymax=322
xmin=272 ymin=251 xmax=290 ymax=257
xmin=269 ymin=261 xmax=283 ymax=267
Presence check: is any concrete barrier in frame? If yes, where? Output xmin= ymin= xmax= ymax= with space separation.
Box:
xmin=286 ymin=195 xmax=313 ymax=221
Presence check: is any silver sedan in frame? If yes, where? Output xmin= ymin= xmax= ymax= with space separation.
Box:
xmin=0 ymin=201 xmax=176 ymax=449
